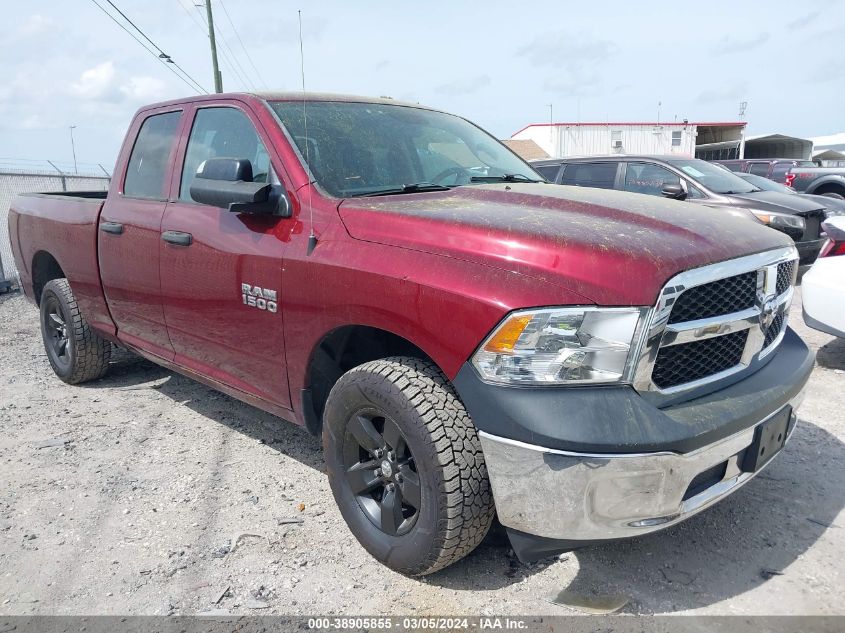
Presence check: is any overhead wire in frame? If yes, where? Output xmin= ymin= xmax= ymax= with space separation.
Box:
xmin=102 ymin=0 xmax=207 ymax=94
xmin=88 ymin=0 xmax=207 ymax=94
xmin=219 ymin=0 xmax=269 ymax=90
xmin=191 ymin=2 xmax=256 ymax=91
xmin=174 ymin=0 xmax=210 ymax=37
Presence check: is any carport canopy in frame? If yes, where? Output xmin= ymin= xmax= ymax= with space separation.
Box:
xmin=744 ymin=134 xmax=812 ymax=160
xmin=814 ymin=149 xmax=845 ymax=161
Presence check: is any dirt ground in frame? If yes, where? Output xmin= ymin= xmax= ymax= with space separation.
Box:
xmin=0 ymin=286 xmax=843 ymax=616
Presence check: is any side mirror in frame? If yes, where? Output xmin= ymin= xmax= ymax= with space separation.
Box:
xmin=661 ymin=183 xmax=687 ymax=200
xmin=190 ymin=158 xmax=289 ymax=216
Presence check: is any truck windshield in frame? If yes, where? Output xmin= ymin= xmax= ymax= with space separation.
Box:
xmin=269 ymin=100 xmax=540 ymax=197
xmin=667 ymin=158 xmax=760 ymax=195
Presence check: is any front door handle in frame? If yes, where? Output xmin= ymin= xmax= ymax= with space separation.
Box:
xmin=161 ymin=231 xmax=193 ymax=246
xmin=99 ymin=222 xmax=124 ymax=235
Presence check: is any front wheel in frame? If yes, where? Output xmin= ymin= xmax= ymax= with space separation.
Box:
xmin=39 ymin=278 xmax=111 ymax=384
xmin=821 ymin=191 xmax=845 ymax=200
xmin=323 ymin=357 xmax=494 ymax=575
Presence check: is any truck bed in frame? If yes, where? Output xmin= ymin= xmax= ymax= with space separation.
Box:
xmin=8 ymin=191 xmax=115 ymax=337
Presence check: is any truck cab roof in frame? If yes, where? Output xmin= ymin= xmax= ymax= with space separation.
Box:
xmin=137 ymin=91 xmax=439 ymax=113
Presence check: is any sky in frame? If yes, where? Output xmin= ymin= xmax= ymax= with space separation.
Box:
xmin=1 ymin=0 xmax=843 ymax=173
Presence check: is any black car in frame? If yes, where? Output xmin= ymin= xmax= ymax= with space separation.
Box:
xmin=734 ymin=172 xmax=845 ymax=217
xmin=533 ymin=156 xmax=828 ymax=264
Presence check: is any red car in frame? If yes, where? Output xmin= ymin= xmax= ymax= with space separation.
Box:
xmin=8 ymin=93 xmax=813 ymax=574
xmin=715 ymin=158 xmax=816 ymax=183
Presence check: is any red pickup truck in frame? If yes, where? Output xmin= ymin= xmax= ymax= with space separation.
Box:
xmin=8 ymin=93 xmax=813 ymax=575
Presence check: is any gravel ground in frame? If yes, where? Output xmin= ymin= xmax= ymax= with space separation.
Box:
xmin=0 ymin=287 xmax=842 ymax=616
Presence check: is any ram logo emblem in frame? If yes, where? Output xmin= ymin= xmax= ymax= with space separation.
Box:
xmin=759 ymin=295 xmax=777 ymax=331
xmin=241 ymin=283 xmax=278 ymax=313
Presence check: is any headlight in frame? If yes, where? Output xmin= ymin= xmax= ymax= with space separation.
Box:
xmin=471 ymin=307 xmax=648 ymax=386
xmin=750 ymin=210 xmax=805 ymax=232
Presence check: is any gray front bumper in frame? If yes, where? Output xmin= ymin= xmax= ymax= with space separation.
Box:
xmin=480 ymin=391 xmax=803 ymax=541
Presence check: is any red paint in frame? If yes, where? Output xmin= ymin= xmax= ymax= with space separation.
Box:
xmin=8 ymin=93 xmax=788 ymax=430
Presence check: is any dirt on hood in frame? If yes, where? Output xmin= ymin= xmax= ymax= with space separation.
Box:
xmin=338 ymin=183 xmax=791 ymax=305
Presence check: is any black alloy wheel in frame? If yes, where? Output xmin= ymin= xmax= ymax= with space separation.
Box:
xmin=38 ymin=278 xmax=111 ymax=384
xmin=343 ymin=409 xmax=421 ymax=536
xmin=323 ymin=356 xmax=495 ymax=575
xmin=42 ymin=293 xmax=71 ymax=372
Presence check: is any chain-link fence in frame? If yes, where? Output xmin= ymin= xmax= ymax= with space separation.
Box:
xmin=1 ymin=169 xmax=111 ymax=288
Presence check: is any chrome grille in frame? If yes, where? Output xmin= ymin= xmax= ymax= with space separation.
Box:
xmin=652 ymin=330 xmax=748 ymax=389
xmin=667 ymin=272 xmax=757 ymax=324
xmin=634 ymin=247 xmax=798 ymax=395
xmin=763 ymin=312 xmax=785 ymax=349
xmin=776 ymin=261 xmax=796 ymax=296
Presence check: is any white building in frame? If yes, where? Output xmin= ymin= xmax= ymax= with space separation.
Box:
xmin=511 ymin=121 xmax=748 ymax=160
xmin=809 ymin=132 xmax=845 ymax=166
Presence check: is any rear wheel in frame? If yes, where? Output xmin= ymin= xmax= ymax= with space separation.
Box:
xmin=323 ymin=356 xmax=494 ymax=575
xmin=39 ymin=278 xmax=111 ymax=384
xmin=820 ymin=191 xmax=845 ymax=200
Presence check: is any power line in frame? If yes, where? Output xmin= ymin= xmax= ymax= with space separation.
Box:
xmin=174 ymin=0 xmax=208 ymax=38
xmin=191 ymin=2 xmax=255 ymax=91
xmin=174 ymin=0 xmax=230 ymax=92
xmin=214 ymin=21 xmax=256 ymax=90
xmin=100 ymin=0 xmax=207 ymax=94
xmin=219 ymin=0 xmax=269 ymax=90
xmin=88 ymin=0 xmax=206 ymax=94
xmin=194 ymin=2 xmax=255 ymax=90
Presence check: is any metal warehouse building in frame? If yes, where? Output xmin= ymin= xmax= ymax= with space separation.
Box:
xmin=511 ymin=121 xmax=749 ymax=160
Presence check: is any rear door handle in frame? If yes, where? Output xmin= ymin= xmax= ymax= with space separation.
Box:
xmin=161 ymin=230 xmax=193 ymax=246
xmin=99 ymin=222 xmax=124 ymax=235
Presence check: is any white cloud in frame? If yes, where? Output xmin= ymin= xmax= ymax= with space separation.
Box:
xmin=517 ymin=32 xmax=618 ymax=68
xmin=17 ymin=14 xmax=55 ymax=37
xmin=120 ymin=76 xmax=167 ymax=101
xmin=436 ymin=75 xmax=491 ymax=97
xmin=70 ymin=62 xmax=118 ymax=100
xmin=21 ymin=115 xmax=48 ymax=130
xmin=68 ymin=62 xmax=169 ymax=105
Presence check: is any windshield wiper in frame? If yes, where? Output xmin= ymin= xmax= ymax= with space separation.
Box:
xmin=469 ymin=174 xmax=543 ymax=183
xmin=348 ymin=182 xmax=453 ymax=197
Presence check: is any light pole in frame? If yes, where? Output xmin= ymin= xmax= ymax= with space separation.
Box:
xmin=69 ymin=126 xmax=78 ymax=175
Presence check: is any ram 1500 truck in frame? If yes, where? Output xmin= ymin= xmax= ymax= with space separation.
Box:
xmin=8 ymin=93 xmax=814 ymax=575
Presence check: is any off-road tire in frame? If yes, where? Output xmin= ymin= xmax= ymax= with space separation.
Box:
xmin=39 ymin=278 xmax=111 ymax=384
xmin=323 ymin=356 xmax=495 ymax=575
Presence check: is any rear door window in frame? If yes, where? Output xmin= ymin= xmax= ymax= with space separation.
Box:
xmin=124 ymin=111 xmax=182 ymax=199
xmin=560 ymin=162 xmax=618 ymax=189
xmin=623 ymin=162 xmax=681 ymax=196
xmin=748 ymin=162 xmax=771 ymax=176
xmin=770 ymin=163 xmax=794 ymax=181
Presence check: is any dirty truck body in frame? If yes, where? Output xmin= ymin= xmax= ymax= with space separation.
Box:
xmin=8 ymin=93 xmax=813 ymax=574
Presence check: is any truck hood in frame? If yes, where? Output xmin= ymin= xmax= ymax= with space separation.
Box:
xmin=728 ymin=190 xmax=827 ymax=216
xmin=338 ymin=183 xmax=792 ymax=306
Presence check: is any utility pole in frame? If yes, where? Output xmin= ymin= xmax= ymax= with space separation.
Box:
xmin=205 ymin=0 xmax=223 ymax=92
xmin=69 ymin=126 xmax=78 ymax=175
